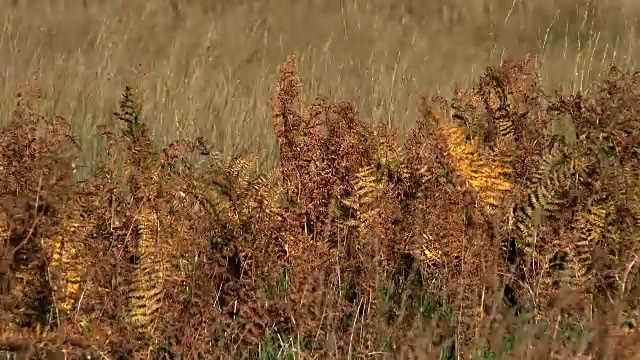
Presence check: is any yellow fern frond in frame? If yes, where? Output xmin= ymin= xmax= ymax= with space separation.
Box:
xmin=439 ymin=124 xmax=513 ymax=210
xmin=0 ymin=211 xmax=7 ymax=243
xmin=228 ymin=156 xmax=256 ymax=188
xmin=47 ymin=204 xmax=88 ymax=315
xmin=372 ymin=138 xmax=408 ymax=179
xmin=415 ymin=233 xmax=442 ymax=269
xmin=204 ymin=155 xmax=260 ymax=224
xmin=206 ymin=188 xmax=239 ymax=224
xmin=339 ymin=165 xmax=385 ymax=236
xmin=127 ymin=203 xmax=164 ymax=336
xmin=572 ymin=203 xmax=611 ymax=287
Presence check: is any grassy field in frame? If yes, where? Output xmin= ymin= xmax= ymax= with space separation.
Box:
xmin=2 ymin=0 xmax=639 ymax=170
xmin=2 ymin=0 xmax=640 ymax=359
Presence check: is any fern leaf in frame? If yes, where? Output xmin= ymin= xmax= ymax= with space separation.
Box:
xmin=47 ymin=204 xmax=88 ymax=315
xmin=439 ymin=124 xmax=513 ymax=211
xmin=127 ymin=203 xmax=164 ymax=336
xmin=484 ymin=72 xmax=517 ymax=143
xmin=511 ymin=148 xmax=573 ymax=259
xmin=338 ymin=165 xmax=384 ymax=237
xmin=572 ymin=203 xmax=611 ymax=289
xmin=414 ymin=233 xmax=443 ymax=270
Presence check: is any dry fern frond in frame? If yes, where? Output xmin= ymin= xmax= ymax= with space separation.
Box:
xmin=511 ymin=147 xmax=573 ymax=260
xmin=451 ymin=55 xmax=542 ymax=139
xmin=480 ymin=69 xmax=518 ymax=145
xmin=127 ymin=201 xmax=164 ymax=337
xmin=438 ymin=123 xmax=513 ymax=212
xmin=0 ymin=210 xmax=9 ymax=294
xmin=200 ymin=154 xmax=261 ymax=227
xmin=371 ymin=126 xmax=409 ymax=181
xmin=573 ymin=203 xmax=611 ymax=286
xmin=339 ymin=164 xmax=384 ymax=237
xmin=413 ymin=232 xmax=443 ymax=272
xmin=47 ymin=202 xmax=90 ymax=316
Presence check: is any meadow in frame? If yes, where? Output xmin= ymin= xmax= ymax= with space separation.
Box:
xmin=1 ymin=0 xmax=640 ymax=358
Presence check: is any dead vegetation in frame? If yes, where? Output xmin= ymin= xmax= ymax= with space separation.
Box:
xmin=1 ymin=53 xmax=640 ymax=359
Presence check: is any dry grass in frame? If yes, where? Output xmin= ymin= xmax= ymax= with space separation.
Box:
xmin=2 ymin=0 xmax=640 ymax=171
xmin=2 ymin=1 xmax=640 ymax=359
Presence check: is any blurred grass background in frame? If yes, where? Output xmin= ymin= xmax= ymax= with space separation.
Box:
xmin=1 ymin=0 xmax=639 ymax=172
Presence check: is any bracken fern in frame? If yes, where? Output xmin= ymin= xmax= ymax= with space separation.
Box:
xmin=127 ymin=200 xmax=164 ymax=337
xmin=46 ymin=200 xmax=91 ymax=317
xmin=4 ymin=54 xmax=640 ymax=358
xmin=438 ymin=122 xmax=513 ymax=213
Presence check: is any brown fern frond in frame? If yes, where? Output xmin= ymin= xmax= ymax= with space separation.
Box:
xmin=270 ymin=53 xmax=310 ymax=181
xmin=0 ymin=210 xmax=9 ymax=295
xmin=413 ymin=232 xmax=443 ymax=273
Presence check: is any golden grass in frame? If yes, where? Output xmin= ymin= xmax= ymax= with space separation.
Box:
xmin=2 ymin=0 xmax=640 ymax=172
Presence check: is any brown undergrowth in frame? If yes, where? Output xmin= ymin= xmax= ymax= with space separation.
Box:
xmin=1 ymin=54 xmax=640 ymax=359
